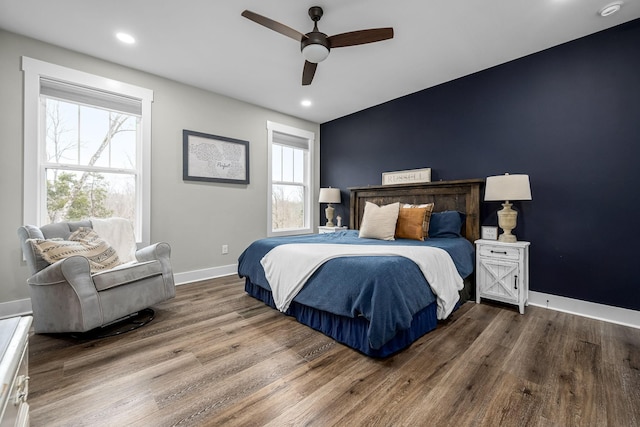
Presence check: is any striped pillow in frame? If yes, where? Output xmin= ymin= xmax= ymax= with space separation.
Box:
xmin=29 ymin=227 xmax=121 ymax=273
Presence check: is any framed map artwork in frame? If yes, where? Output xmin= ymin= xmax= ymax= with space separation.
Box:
xmin=183 ymin=130 xmax=249 ymax=184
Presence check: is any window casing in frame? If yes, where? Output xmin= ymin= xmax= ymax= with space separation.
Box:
xmin=267 ymin=121 xmax=315 ymax=236
xmin=22 ymin=57 xmax=153 ymax=244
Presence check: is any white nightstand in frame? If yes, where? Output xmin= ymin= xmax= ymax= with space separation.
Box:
xmin=475 ymin=239 xmax=530 ymax=314
xmin=318 ymin=226 xmax=347 ymax=234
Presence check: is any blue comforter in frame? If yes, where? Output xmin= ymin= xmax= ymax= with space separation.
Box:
xmin=237 ymin=230 xmax=474 ymax=349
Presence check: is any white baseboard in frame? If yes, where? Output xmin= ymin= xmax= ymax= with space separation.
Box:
xmin=3 ymin=274 xmax=637 ymax=330
xmin=0 ymin=298 xmax=32 ymax=320
xmin=528 ymin=291 xmax=640 ymax=329
xmin=173 ymin=263 xmax=238 ymax=286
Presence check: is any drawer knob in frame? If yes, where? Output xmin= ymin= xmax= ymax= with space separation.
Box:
xmin=490 ymin=250 xmax=507 ymax=255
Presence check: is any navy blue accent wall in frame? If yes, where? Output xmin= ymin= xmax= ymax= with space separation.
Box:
xmin=320 ymin=19 xmax=640 ymax=311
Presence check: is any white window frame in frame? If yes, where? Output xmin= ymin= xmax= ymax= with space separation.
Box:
xmin=266 ymin=121 xmax=315 ymax=237
xmin=21 ymin=57 xmax=153 ymax=245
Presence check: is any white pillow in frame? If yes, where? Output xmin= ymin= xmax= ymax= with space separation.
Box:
xmin=358 ymin=202 xmax=400 ymax=240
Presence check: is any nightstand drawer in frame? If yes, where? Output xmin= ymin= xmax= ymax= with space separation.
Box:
xmin=478 ymin=244 xmax=521 ymax=260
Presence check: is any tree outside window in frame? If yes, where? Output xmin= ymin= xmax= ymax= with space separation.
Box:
xmin=266 ymin=121 xmax=314 ymax=236
xmin=272 ymin=143 xmax=306 ymax=231
xmin=43 ymin=98 xmax=138 ymax=225
xmin=22 ymin=57 xmax=152 ymax=243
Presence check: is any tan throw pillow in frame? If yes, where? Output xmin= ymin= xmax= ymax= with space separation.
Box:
xmin=358 ymin=202 xmax=400 ymax=240
xmin=29 ymin=227 xmax=121 ymax=273
xmin=403 ymin=203 xmax=434 ymax=238
xmin=396 ymin=206 xmax=429 ymax=241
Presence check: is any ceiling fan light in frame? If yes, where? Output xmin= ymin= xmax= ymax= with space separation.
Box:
xmin=302 ymin=44 xmax=330 ymax=63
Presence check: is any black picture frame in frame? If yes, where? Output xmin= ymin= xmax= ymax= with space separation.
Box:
xmin=182 ymin=130 xmax=249 ymax=184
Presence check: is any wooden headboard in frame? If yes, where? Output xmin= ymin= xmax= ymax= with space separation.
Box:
xmin=349 ymin=179 xmax=484 ymax=245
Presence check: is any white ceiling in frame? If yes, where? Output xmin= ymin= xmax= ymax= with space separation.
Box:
xmin=1 ymin=0 xmax=638 ymax=123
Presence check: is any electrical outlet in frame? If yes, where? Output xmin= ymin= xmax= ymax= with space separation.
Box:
xmin=222 ymin=244 xmax=229 ymax=255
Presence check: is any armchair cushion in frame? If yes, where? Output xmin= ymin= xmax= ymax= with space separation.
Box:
xmin=28 ymin=227 xmax=121 ymax=273
xmin=92 ymin=260 xmax=162 ymax=291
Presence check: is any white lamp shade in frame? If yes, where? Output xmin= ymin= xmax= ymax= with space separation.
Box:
xmin=319 ymin=187 xmax=341 ymax=204
xmin=302 ymin=44 xmax=330 ymax=63
xmin=484 ymin=174 xmax=532 ymax=201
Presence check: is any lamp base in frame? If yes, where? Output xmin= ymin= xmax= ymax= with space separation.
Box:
xmin=325 ymin=204 xmax=335 ymax=227
xmin=498 ymin=233 xmax=517 ymax=243
xmin=497 ymin=201 xmax=518 ymax=243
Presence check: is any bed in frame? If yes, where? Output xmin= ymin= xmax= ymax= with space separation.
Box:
xmin=238 ymin=179 xmax=483 ymax=357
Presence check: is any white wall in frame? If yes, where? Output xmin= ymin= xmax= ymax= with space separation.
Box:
xmin=0 ymin=30 xmax=320 ymax=309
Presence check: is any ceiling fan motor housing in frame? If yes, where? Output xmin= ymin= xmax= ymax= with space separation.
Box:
xmin=308 ymin=6 xmax=323 ymax=21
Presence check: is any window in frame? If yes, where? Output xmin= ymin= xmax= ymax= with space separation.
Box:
xmin=267 ymin=121 xmax=315 ymax=236
xmin=22 ymin=57 xmax=153 ymax=244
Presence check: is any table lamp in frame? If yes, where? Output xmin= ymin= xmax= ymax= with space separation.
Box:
xmin=319 ymin=187 xmax=341 ymax=227
xmin=484 ymin=173 xmax=532 ymax=243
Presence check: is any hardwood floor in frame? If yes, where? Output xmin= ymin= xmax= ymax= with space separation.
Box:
xmin=28 ymin=276 xmax=640 ymax=426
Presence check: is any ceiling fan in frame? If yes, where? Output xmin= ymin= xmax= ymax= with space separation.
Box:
xmin=241 ymin=6 xmax=394 ymax=86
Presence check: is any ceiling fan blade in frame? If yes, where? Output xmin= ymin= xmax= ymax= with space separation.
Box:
xmin=302 ymin=61 xmax=318 ymax=86
xmin=328 ymin=28 xmax=394 ymax=48
xmin=241 ymin=10 xmax=307 ymax=42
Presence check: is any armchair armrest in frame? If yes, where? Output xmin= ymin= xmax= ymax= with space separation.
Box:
xmin=135 ymin=242 xmax=175 ymax=298
xmin=27 ymin=256 xmax=103 ymax=333
xmin=135 ymin=242 xmax=171 ymax=263
xmin=29 ymin=255 xmax=89 ymax=285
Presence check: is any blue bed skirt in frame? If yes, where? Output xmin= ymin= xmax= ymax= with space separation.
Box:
xmin=244 ymin=278 xmax=438 ymax=358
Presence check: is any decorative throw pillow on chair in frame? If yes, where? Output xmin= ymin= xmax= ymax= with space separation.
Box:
xmin=28 ymin=227 xmax=122 ymax=273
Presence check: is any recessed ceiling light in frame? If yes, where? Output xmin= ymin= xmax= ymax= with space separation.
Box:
xmin=301 ymin=99 xmax=312 ymax=107
xmin=116 ymin=32 xmax=136 ymax=44
xmin=599 ymin=1 xmax=623 ymax=17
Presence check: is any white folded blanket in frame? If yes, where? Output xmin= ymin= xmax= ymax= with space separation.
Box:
xmin=91 ymin=217 xmax=137 ymax=263
xmin=260 ymin=243 xmax=464 ymax=319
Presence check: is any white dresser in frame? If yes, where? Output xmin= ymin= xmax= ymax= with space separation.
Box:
xmin=0 ymin=316 xmax=32 ymax=427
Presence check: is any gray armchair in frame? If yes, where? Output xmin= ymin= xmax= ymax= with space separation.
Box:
xmin=18 ymin=220 xmax=175 ymax=334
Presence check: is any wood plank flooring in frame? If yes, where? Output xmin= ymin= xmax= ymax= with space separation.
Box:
xmin=28 ymin=276 xmax=640 ymax=426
